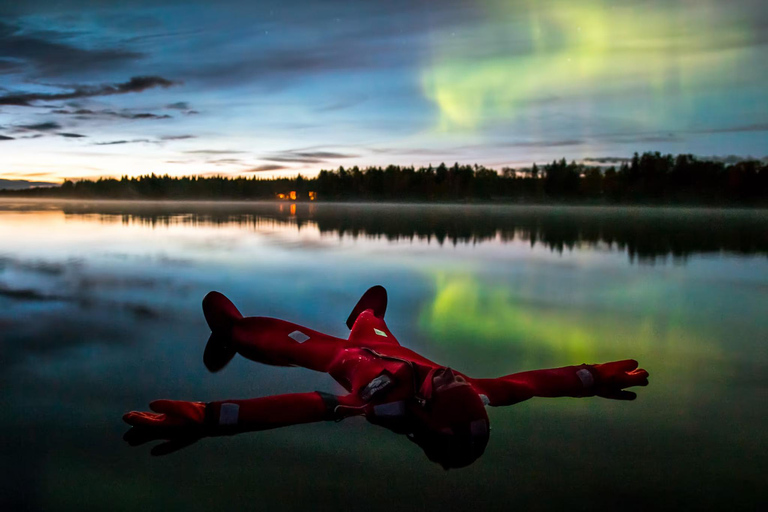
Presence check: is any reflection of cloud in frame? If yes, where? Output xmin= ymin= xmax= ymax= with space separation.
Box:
xmin=58 ymin=132 xmax=86 ymax=138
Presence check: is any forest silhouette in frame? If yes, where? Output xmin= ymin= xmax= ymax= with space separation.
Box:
xmin=3 ymin=152 xmax=766 ymax=205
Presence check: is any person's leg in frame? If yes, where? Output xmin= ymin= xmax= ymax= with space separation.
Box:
xmin=231 ymin=316 xmax=345 ymax=372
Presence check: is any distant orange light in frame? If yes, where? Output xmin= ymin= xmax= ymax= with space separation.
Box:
xmin=276 ymin=193 xmax=286 ymax=200
xmin=289 ymin=191 xmax=297 ymax=200
xmin=308 ymin=191 xmax=316 ymax=201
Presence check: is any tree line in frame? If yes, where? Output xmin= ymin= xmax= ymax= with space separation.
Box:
xmin=3 ymin=152 xmax=766 ymax=204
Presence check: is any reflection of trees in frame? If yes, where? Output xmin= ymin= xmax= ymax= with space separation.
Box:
xmin=60 ymin=202 xmax=768 ymax=262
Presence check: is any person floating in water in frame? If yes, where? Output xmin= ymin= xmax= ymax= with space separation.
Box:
xmin=124 ymin=286 xmax=649 ymax=469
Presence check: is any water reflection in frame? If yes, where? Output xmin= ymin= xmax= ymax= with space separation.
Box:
xmin=43 ymin=200 xmax=768 ymax=262
xmin=0 ymin=199 xmax=765 ymax=511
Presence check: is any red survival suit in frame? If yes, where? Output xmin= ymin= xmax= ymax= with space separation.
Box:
xmin=124 ymin=286 xmax=649 ymax=468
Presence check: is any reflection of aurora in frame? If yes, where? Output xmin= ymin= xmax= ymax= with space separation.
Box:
xmin=54 ymin=201 xmax=768 ymax=263
xmin=418 ymin=273 xmax=720 ymax=371
xmin=421 ymin=0 xmax=764 ymax=131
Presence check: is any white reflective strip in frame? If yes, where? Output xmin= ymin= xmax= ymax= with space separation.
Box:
xmin=576 ymin=368 xmax=595 ymax=388
xmin=288 ymin=330 xmax=310 ymax=343
xmin=219 ymin=403 xmax=239 ymax=426
xmin=373 ymin=328 xmax=387 ymax=337
xmin=479 ymin=394 xmax=490 ymax=406
xmin=372 ymin=401 xmax=406 ymax=417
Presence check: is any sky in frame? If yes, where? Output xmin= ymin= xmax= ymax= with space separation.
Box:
xmin=0 ymin=0 xmax=766 ymax=184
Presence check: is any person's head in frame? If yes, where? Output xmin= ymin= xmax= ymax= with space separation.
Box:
xmin=408 ymin=367 xmax=490 ymax=469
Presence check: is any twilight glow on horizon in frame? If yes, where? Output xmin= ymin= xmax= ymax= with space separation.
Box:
xmin=0 ymin=0 xmax=766 ymax=184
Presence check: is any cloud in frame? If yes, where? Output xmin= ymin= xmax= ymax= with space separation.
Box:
xmin=499 ymin=139 xmax=584 ymax=148
xmin=262 ymin=149 xmax=358 ymax=163
xmin=244 ymin=164 xmax=288 ymax=172
xmin=692 ymin=123 xmax=768 ymax=135
xmin=51 ymin=107 xmax=172 ymax=120
xmin=18 ymin=121 xmax=61 ymax=131
xmin=582 ymin=156 xmax=631 ymax=164
xmin=160 ymin=134 xmax=195 ymax=140
xmin=184 ymin=149 xmax=247 ymax=155
xmin=0 ymin=20 xmax=142 ymax=77
xmin=206 ymin=158 xmax=244 ymax=165
xmin=165 ymin=101 xmax=190 ymax=110
xmin=58 ymin=132 xmax=86 ymax=138
xmin=128 ymin=112 xmax=171 ymax=119
xmin=0 ymin=134 xmax=13 ymax=140
xmin=0 ymin=75 xmax=178 ymax=106
xmin=93 ymin=139 xmax=152 ymax=146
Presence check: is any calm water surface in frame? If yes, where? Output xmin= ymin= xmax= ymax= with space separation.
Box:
xmin=1 ymin=199 xmax=766 ymax=511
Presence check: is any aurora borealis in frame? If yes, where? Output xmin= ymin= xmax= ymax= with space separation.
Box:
xmin=0 ymin=0 xmax=766 ymax=184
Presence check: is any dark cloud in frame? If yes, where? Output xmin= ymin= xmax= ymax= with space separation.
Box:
xmin=316 ymin=97 xmax=366 ymax=112
xmin=263 ymin=149 xmax=357 ymax=164
xmin=264 ymin=155 xmax=323 ymax=163
xmin=697 ymin=154 xmax=768 ymax=164
xmin=0 ymin=284 xmax=64 ymax=302
xmin=208 ymin=158 xmax=243 ymax=164
xmin=184 ymin=149 xmax=247 ymax=155
xmin=18 ymin=121 xmax=61 ymax=131
xmin=0 ymin=57 xmax=23 ymax=73
xmin=0 ymin=75 xmax=178 ymax=106
xmin=58 ymin=132 xmax=86 ymax=138
xmin=51 ymin=107 xmax=172 ymax=120
xmin=692 ymin=123 xmax=768 ymax=134
xmin=245 ymin=164 xmax=288 ymax=172
xmin=499 ymin=139 xmax=584 ymax=149
xmin=583 ymin=157 xmax=632 ymax=164
xmin=0 ymin=20 xmax=142 ymax=77
xmin=295 ymin=151 xmax=357 ymax=159
xmin=165 ymin=101 xmax=190 ymax=110
xmin=128 ymin=112 xmax=171 ymax=119
xmin=0 ymin=134 xmax=13 ymax=140
xmin=160 ymin=134 xmax=195 ymax=140
xmin=93 ymin=139 xmax=152 ymax=145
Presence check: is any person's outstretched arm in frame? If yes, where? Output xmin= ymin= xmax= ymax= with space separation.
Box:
xmin=123 ymin=392 xmax=364 ymax=456
xmin=468 ymin=359 xmax=649 ymax=407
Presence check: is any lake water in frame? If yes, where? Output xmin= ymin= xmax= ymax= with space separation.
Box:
xmin=1 ymin=199 xmax=766 ymax=511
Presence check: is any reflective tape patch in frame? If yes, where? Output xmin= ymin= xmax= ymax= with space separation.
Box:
xmin=373 ymin=401 xmax=406 ymax=417
xmin=360 ymin=374 xmax=393 ymax=401
xmin=576 ymin=368 xmax=595 ymax=388
xmin=373 ymin=328 xmax=387 ymax=337
xmin=479 ymin=394 xmax=490 ymax=406
xmin=288 ymin=330 xmax=310 ymax=343
xmin=219 ymin=403 xmax=239 ymax=426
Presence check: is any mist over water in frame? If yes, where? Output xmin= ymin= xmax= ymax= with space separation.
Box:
xmin=1 ymin=199 xmax=766 ymax=511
